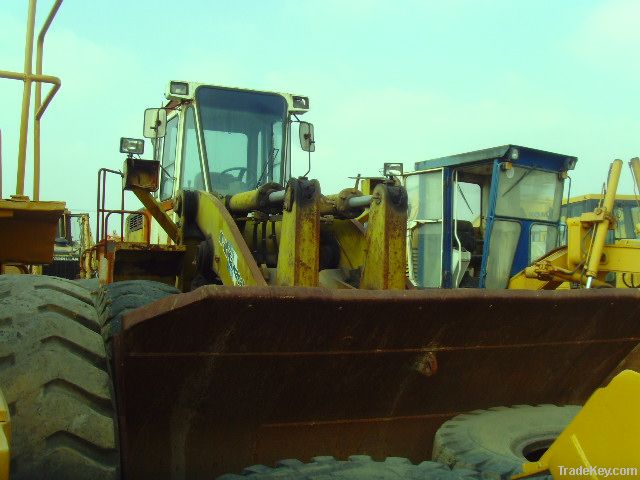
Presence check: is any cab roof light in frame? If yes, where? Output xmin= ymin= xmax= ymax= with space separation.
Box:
xmin=292 ymin=96 xmax=309 ymax=109
xmin=170 ymin=82 xmax=189 ymax=96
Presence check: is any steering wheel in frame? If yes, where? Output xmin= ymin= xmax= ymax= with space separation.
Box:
xmin=220 ymin=167 xmax=247 ymax=181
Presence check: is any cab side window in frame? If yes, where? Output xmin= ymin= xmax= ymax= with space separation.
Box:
xmin=181 ymin=107 xmax=203 ymax=191
xmin=160 ymin=115 xmax=179 ymax=200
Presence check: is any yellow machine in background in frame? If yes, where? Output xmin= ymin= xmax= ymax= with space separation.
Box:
xmin=41 ymin=210 xmax=93 ymax=279
xmin=0 ymin=0 xmax=65 ymax=274
xmin=557 ymin=190 xmax=640 ymax=288
xmin=509 ymin=158 xmax=640 ymax=289
xmin=562 ymin=194 xmax=640 ymax=242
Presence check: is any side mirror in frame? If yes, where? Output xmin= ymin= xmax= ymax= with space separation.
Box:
xmin=299 ymin=121 xmax=315 ymax=152
xmin=143 ymin=108 xmax=167 ymax=139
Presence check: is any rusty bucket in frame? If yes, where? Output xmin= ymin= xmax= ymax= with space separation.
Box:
xmin=112 ymin=286 xmax=640 ymax=479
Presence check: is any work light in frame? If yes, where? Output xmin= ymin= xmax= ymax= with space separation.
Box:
xmin=292 ymin=96 xmax=309 ymax=109
xmin=170 ymin=81 xmax=189 ymax=96
xmin=120 ymin=137 xmax=144 ymax=155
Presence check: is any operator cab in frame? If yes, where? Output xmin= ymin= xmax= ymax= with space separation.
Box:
xmin=146 ymin=81 xmax=311 ymax=201
xmin=404 ymin=145 xmax=576 ymax=288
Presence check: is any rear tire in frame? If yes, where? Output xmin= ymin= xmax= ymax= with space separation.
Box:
xmin=432 ymin=405 xmax=580 ymax=479
xmin=0 ymin=275 xmax=118 ymax=480
xmin=217 ymin=455 xmax=480 ymax=479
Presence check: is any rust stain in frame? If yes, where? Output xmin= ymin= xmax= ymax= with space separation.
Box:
xmin=414 ymin=351 xmax=437 ymax=377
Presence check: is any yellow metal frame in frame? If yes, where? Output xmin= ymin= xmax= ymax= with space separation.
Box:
xmin=0 ymin=0 xmax=62 ymax=199
xmin=0 ymin=197 xmax=65 ymax=264
xmin=563 ymin=193 xmax=640 ymax=204
xmin=0 ymin=388 xmax=10 ymax=480
xmin=514 ymin=370 xmax=640 ymax=479
xmin=0 ymin=0 xmax=66 ymax=268
xmin=276 ymin=178 xmax=321 ymax=287
xmin=192 ymin=192 xmax=268 ymax=286
xmin=360 ymin=183 xmax=407 ymax=289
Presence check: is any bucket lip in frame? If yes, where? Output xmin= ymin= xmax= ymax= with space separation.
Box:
xmin=122 ymin=284 xmax=640 ymax=331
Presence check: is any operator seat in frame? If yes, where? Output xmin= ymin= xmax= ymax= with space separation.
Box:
xmin=454 ymin=220 xmax=476 ymax=253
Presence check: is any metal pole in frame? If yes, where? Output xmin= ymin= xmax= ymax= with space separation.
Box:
xmin=630 ymin=158 xmax=640 ymax=194
xmin=0 ymin=130 xmax=3 ymax=199
xmin=268 ymin=190 xmax=286 ymax=203
xmin=16 ymin=0 xmax=37 ymax=197
xmin=585 ymin=159 xmax=622 ymax=288
xmin=34 ymin=0 xmax=63 ymax=200
xmin=345 ymin=194 xmax=373 ymax=209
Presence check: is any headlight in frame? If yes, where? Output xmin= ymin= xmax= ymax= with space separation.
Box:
xmin=119 ymin=137 xmax=144 ymax=155
xmin=170 ymin=81 xmax=189 ymax=96
xmin=292 ymin=95 xmax=309 ymax=109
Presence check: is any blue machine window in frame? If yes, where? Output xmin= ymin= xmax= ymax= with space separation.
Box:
xmin=485 ymin=220 xmax=521 ymax=288
xmin=530 ymin=224 xmax=558 ymax=262
xmin=496 ymin=167 xmax=563 ymax=222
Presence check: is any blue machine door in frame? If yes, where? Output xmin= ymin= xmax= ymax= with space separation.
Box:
xmin=480 ymin=162 xmax=564 ymax=288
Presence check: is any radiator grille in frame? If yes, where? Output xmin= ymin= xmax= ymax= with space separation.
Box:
xmin=128 ymin=214 xmax=143 ymax=232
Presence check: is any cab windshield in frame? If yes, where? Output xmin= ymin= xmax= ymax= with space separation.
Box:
xmin=195 ymin=86 xmax=287 ymax=195
xmin=495 ymin=166 xmax=563 ymax=221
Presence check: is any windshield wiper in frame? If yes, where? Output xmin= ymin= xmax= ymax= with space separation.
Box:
xmin=255 ymin=147 xmax=279 ymax=188
xmin=457 ymin=183 xmax=474 ymax=215
xmin=501 ymin=168 xmax=533 ymax=197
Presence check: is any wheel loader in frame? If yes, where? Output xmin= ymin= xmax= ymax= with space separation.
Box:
xmin=24 ymin=79 xmax=627 ymax=480
xmin=2 ymin=3 xmax=640 ymax=479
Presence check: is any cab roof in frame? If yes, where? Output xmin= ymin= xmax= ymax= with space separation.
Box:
xmin=415 ymin=145 xmax=577 ymax=172
xmin=164 ymin=81 xmax=310 ymax=114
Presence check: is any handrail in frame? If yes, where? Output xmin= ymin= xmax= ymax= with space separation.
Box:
xmin=103 ymin=210 xmax=152 ymax=244
xmin=0 ymin=0 xmax=63 ymax=198
xmin=34 ymin=0 xmax=63 ymax=200
xmin=0 ymin=130 xmax=3 ymax=198
xmin=96 ymin=168 xmax=124 ymax=243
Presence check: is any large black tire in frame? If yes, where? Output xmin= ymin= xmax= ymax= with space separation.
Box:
xmin=217 ymin=456 xmax=480 ymax=479
xmin=96 ymin=280 xmax=180 ymax=342
xmin=432 ymin=405 xmax=581 ymax=479
xmin=0 ymin=275 xmax=118 ymax=480
xmin=72 ymin=278 xmax=100 ymax=293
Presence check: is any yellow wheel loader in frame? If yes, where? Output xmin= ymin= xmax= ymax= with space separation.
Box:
xmin=2 ymin=3 xmax=640 ymax=479
xmin=44 ymin=80 xmax=634 ymax=480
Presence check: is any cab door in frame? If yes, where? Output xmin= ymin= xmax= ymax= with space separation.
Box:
xmin=404 ymin=169 xmax=444 ymax=287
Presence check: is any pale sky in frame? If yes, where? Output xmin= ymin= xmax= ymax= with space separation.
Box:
xmin=1 ymin=0 xmax=639 ymax=219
